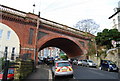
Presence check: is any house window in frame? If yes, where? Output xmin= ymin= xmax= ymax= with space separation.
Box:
xmin=118 ymin=16 xmax=120 ymax=22
xmin=7 ymin=31 xmax=11 ymax=40
xmin=113 ymin=19 xmax=116 ymax=25
xmin=11 ymin=47 xmax=15 ymax=60
xmin=4 ymin=47 xmax=8 ymax=60
xmin=0 ymin=30 xmax=3 ymax=39
xmin=28 ymin=28 xmax=34 ymax=44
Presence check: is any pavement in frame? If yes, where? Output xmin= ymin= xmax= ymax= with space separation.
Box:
xmin=21 ymin=64 xmax=52 ymax=81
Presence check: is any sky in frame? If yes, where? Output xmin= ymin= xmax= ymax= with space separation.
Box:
xmin=0 ymin=0 xmax=120 ymax=31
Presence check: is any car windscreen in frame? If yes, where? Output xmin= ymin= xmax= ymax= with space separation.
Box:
xmin=57 ymin=62 xmax=70 ymax=67
xmin=108 ymin=61 xmax=115 ymax=65
xmin=102 ymin=60 xmax=115 ymax=65
xmin=88 ymin=60 xmax=93 ymax=63
xmin=0 ymin=69 xmax=14 ymax=74
xmin=8 ymin=69 xmax=14 ymax=74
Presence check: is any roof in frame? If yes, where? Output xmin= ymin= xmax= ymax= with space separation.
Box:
xmin=55 ymin=60 xmax=69 ymax=63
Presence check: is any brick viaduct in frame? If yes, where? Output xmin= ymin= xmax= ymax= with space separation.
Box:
xmin=0 ymin=5 xmax=95 ymax=61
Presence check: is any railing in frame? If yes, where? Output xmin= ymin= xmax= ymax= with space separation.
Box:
xmin=0 ymin=5 xmax=90 ymax=37
xmin=0 ymin=5 xmax=26 ymax=17
xmin=40 ymin=18 xmax=86 ymax=36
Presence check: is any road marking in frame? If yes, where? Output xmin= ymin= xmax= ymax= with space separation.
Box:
xmin=89 ymin=68 xmax=98 ymax=70
xmin=49 ymin=69 xmax=53 ymax=79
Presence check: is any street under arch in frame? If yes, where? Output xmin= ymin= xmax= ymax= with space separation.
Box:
xmin=38 ymin=37 xmax=83 ymax=58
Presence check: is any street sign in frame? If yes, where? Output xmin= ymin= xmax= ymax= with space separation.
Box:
xmin=111 ymin=40 xmax=116 ymax=47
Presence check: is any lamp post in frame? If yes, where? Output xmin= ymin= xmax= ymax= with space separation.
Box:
xmin=34 ymin=12 xmax=40 ymax=70
xmin=33 ymin=4 xmax=35 ymax=14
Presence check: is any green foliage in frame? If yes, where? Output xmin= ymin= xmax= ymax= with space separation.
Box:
xmin=97 ymin=46 xmax=107 ymax=60
xmin=87 ymin=40 xmax=96 ymax=56
xmin=14 ymin=60 xmax=34 ymax=79
xmin=60 ymin=55 xmax=68 ymax=60
xmin=95 ymin=29 xmax=120 ymax=49
xmin=0 ymin=57 xmax=5 ymax=69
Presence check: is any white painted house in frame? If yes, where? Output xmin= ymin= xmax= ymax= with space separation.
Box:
xmin=109 ymin=1 xmax=120 ymax=32
xmin=0 ymin=23 xmax=20 ymax=61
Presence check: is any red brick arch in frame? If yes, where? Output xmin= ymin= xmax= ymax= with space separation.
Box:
xmin=0 ymin=5 xmax=95 ymax=61
xmin=37 ymin=34 xmax=84 ymax=58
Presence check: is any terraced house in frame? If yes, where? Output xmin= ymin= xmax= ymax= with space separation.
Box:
xmin=0 ymin=23 xmax=20 ymax=61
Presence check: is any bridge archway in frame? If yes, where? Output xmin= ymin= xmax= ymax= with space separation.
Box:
xmin=37 ymin=35 xmax=84 ymax=58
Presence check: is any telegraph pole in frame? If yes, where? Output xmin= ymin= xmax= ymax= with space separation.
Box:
xmin=34 ymin=12 xmax=40 ymax=70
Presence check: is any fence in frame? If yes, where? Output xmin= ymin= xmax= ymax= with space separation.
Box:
xmin=14 ymin=59 xmax=34 ymax=80
xmin=0 ymin=51 xmax=34 ymax=81
xmin=1 ymin=59 xmax=34 ymax=81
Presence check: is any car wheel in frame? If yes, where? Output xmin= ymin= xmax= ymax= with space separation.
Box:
xmin=82 ymin=64 xmax=84 ymax=67
xmin=52 ymin=72 xmax=55 ymax=78
xmin=87 ymin=64 xmax=89 ymax=67
xmin=69 ymin=74 xmax=73 ymax=78
xmin=94 ymin=66 xmax=97 ymax=68
xmin=116 ymin=68 xmax=119 ymax=72
xmin=116 ymin=70 xmax=119 ymax=73
xmin=52 ymin=73 xmax=56 ymax=81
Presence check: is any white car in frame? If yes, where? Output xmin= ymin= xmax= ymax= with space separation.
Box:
xmin=83 ymin=60 xmax=97 ymax=68
xmin=81 ymin=60 xmax=89 ymax=67
xmin=52 ymin=60 xmax=73 ymax=78
xmin=87 ymin=60 xmax=97 ymax=68
xmin=77 ymin=60 xmax=83 ymax=66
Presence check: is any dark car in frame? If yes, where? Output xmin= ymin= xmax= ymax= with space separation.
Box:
xmin=99 ymin=60 xmax=119 ymax=72
xmin=73 ymin=59 xmax=78 ymax=65
xmin=46 ymin=57 xmax=54 ymax=65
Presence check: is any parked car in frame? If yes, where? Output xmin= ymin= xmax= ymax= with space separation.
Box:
xmin=85 ymin=60 xmax=97 ymax=68
xmin=99 ymin=60 xmax=119 ymax=72
xmin=73 ymin=59 xmax=78 ymax=65
xmin=81 ymin=60 xmax=89 ymax=67
xmin=52 ymin=60 xmax=73 ymax=78
xmin=77 ymin=60 xmax=83 ymax=66
xmin=46 ymin=57 xmax=54 ymax=65
xmin=0 ymin=68 xmax=14 ymax=81
xmin=80 ymin=60 xmax=97 ymax=67
xmin=68 ymin=59 xmax=73 ymax=64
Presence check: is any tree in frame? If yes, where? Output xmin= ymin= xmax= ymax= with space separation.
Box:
xmin=0 ymin=57 xmax=5 ymax=70
xmin=74 ymin=19 xmax=100 ymax=34
xmin=60 ymin=55 xmax=68 ymax=60
xmin=97 ymin=46 xmax=107 ymax=60
xmin=95 ymin=29 xmax=120 ymax=49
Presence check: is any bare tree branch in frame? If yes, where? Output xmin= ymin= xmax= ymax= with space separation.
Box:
xmin=74 ymin=19 xmax=100 ymax=34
